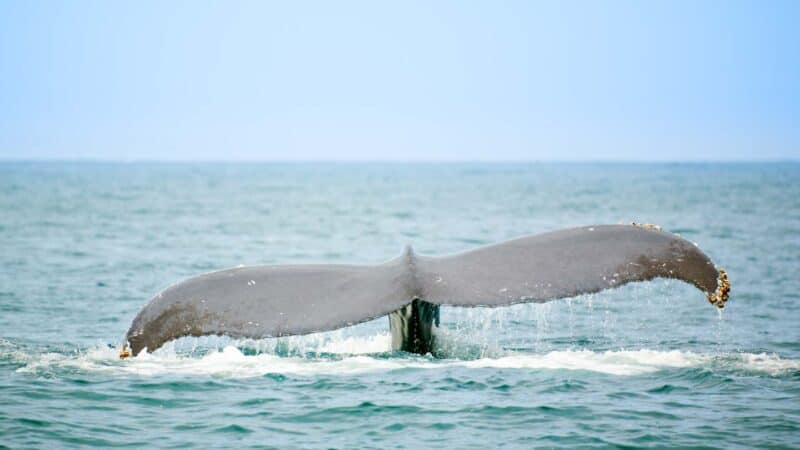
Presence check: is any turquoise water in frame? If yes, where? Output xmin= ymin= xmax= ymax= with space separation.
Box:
xmin=1 ymin=162 xmax=798 ymax=448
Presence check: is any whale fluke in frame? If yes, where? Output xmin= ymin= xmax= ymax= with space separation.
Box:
xmin=122 ymin=224 xmax=729 ymax=357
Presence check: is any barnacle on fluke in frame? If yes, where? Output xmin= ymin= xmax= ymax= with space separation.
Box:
xmin=631 ymin=222 xmax=663 ymax=232
xmin=707 ymin=268 xmax=731 ymax=308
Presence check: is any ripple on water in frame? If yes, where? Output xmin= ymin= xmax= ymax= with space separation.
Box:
xmin=1 ymin=163 xmax=800 ymax=448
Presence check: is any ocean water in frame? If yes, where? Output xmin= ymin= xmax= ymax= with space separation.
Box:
xmin=0 ymin=162 xmax=798 ymax=449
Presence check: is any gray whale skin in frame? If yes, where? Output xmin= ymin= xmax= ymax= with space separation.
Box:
xmin=121 ymin=224 xmax=730 ymax=357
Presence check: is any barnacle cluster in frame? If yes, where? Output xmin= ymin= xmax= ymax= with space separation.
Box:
xmin=707 ymin=268 xmax=730 ymax=309
xmin=631 ymin=222 xmax=663 ymax=231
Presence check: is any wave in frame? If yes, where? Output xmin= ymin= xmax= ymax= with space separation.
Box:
xmin=7 ymin=334 xmax=799 ymax=379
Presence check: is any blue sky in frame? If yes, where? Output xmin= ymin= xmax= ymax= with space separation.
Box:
xmin=1 ymin=1 xmax=797 ymax=161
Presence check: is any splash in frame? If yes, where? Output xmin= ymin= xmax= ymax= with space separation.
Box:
xmin=10 ymin=338 xmax=799 ymax=379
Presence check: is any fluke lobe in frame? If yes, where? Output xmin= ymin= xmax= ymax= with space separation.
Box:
xmin=121 ymin=224 xmax=730 ymax=357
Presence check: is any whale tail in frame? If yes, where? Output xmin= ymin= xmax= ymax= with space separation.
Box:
xmin=122 ymin=224 xmax=729 ymax=357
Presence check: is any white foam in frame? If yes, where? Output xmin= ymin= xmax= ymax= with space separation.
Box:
xmin=730 ymin=352 xmax=800 ymax=375
xmin=11 ymin=340 xmax=799 ymax=379
xmin=459 ymin=349 xmax=705 ymax=375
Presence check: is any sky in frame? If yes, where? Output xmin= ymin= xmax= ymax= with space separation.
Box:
xmin=0 ymin=1 xmax=798 ymax=161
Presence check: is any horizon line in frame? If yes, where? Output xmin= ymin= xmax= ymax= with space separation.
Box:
xmin=0 ymin=157 xmax=798 ymax=164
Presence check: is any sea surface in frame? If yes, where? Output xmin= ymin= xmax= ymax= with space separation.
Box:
xmin=1 ymin=162 xmax=798 ymax=449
